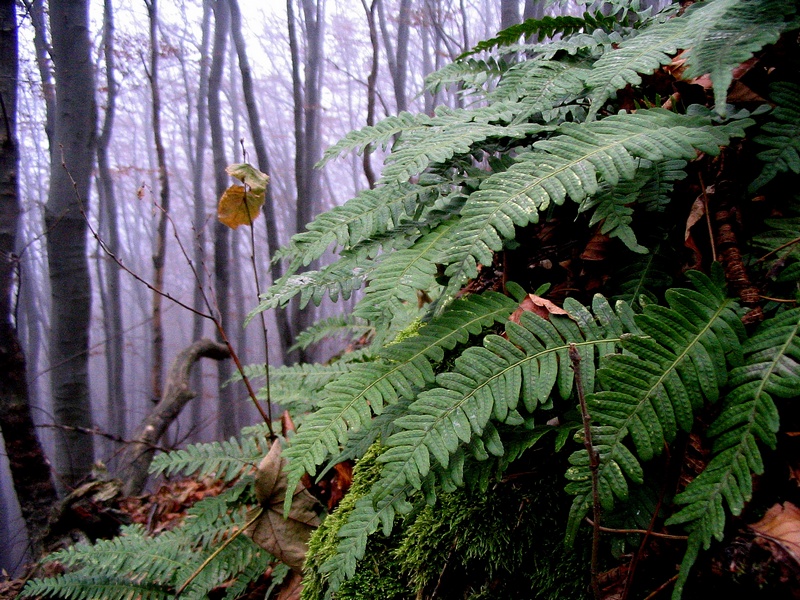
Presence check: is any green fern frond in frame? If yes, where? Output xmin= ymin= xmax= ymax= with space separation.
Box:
xmin=612 ymin=244 xmax=674 ymax=306
xmin=682 ymin=0 xmax=795 ymax=114
xmin=752 ymin=215 xmax=800 ymax=272
xmin=489 ymin=59 xmax=591 ymax=120
xmin=23 ymin=573 xmax=172 ymax=600
xmin=372 ymin=298 xmax=629 ymax=506
xmin=460 ymin=12 xmax=619 ymax=59
xmin=281 ymin=291 xmax=519 ymax=514
xmin=443 ymin=109 xmax=750 ymax=290
xmin=665 ymin=307 xmax=800 ymax=595
xmin=149 ymin=434 xmax=269 ymax=481
xmin=566 ymin=270 xmax=745 ymax=543
xmin=352 ymin=221 xmax=454 ymax=326
xmin=290 ymin=314 xmax=374 ymax=352
xmin=750 ymin=82 xmax=800 ymax=191
xmin=318 ymin=112 xmax=432 ymax=167
xmin=424 ymin=56 xmax=506 ymax=96
xmin=273 ymin=183 xmax=441 ymax=268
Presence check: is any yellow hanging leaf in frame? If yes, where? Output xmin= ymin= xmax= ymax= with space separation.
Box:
xmin=226 ymin=163 xmax=269 ymax=194
xmin=217 ymin=184 xmax=265 ymax=229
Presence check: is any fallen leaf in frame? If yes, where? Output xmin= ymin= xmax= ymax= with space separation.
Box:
xmin=684 ymin=196 xmax=707 ymax=269
xmin=749 ymin=502 xmax=800 ymax=565
xmin=509 ymin=294 xmax=567 ymax=324
xmin=247 ymin=440 xmax=321 ymax=573
xmin=218 ymin=185 xmax=265 ymax=229
xmin=275 ymin=570 xmax=303 ymax=600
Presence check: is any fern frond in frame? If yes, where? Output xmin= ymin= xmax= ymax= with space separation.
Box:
xmin=459 ymin=12 xmax=619 ymax=59
xmin=443 ymin=109 xmax=750 ymax=289
xmin=424 ymin=56 xmax=506 ymax=96
xmin=750 ymin=82 xmax=800 ymax=191
xmin=273 ymin=183 xmax=441 ymax=268
xmin=149 ymin=434 xmax=269 ymax=481
xmin=23 ymin=573 xmax=172 ymax=600
xmin=682 ymin=0 xmax=795 ymax=114
xmin=281 ymin=291 xmax=519 ymax=514
xmin=352 ymin=221 xmax=454 ymax=326
xmin=372 ymin=296 xmax=631 ymax=505
xmin=290 ymin=314 xmax=374 ymax=352
xmin=566 ymin=270 xmax=745 ymax=543
xmin=612 ymin=244 xmax=674 ymax=306
xmin=665 ymin=307 xmax=800 ymax=594
xmin=318 ymin=112 xmax=431 ymax=167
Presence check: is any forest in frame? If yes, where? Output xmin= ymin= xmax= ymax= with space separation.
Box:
xmin=1 ymin=0 xmax=799 ymax=598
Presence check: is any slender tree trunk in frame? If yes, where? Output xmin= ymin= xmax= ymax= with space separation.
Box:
xmin=228 ymin=0 xmax=292 ymax=363
xmin=208 ymin=0 xmax=236 ymax=439
xmin=190 ymin=0 xmax=212 ymax=436
xmin=22 ymin=0 xmax=55 ymax=147
xmin=377 ymin=0 xmax=411 ymax=113
xmin=96 ymin=0 xmax=125 ymax=449
xmin=145 ymin=0 xmax=171 ymax=405
xmin=501 ymin=0 xmax=520 ymax=30
xmin=45 ymin=0 xmax=97 ymax=492
xmin=0 ymin=0 xmax=57 ymax=556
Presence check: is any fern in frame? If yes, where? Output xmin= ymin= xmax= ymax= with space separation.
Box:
xmin=565 ymin=269 xmax=745 ymax=542
xmin=149 ymin=434 xmax=269 ymax=481
xmin=458 ymin=12 xmax=620 ymax=59
xmin=750 ymin=82 xmax=800 ymax=190
xmin=289 ymin=314 xmax=374 ymax=352
xmin=442 ymin=110 xmax=750 ymax=295
xmin=666 ymin=307 xmax=800 ymax=597
xmin=281 ymin=290 xmax=519 ymax=514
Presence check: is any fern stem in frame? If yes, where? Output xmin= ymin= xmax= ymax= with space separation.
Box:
xmin=569 ymin=343 xmax=601 ymax=600
xmin=175 ymin=506 xmax=264 ymax=597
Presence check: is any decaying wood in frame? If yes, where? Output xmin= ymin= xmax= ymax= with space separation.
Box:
xmin=119 ymin=338 xmax=230 ymax=496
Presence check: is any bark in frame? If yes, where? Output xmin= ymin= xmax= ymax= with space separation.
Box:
xmin=208 ymin=0 xmax=236 ymax=438
xmin=228 ymin=0 xmax=292 ymax=362
xmin=377 ymin=0 xmax=411 ymax=113
xmin=501 ymin=0 xmax=520 ymax=30
xmin=0 ymin=0 xmax=58 ymax=557
xmin=96 ymin=0 xmax=125 ymax=446
xmin=21 ymin=0 xmax=55 ymax=147
xmin=119 ymin=339 xmax=230 ymax=496
xmin=190 ymin=0 xmax=212 ymax=434
xmin=45 ymin=0 xmax=97 ymax=492
xmin=145 ymin=0 xmax=171 ymax=404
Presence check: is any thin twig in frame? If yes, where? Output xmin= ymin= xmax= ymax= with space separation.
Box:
xmin=239 ymin=144 xmax=275 ymax=439
xmin=37 ymin=424 xmax=170 ymax=452
xmin=175 ymin=507 xmax=264 ymax=597
xmin=584 ymin=519 xmax=688 ymax=541
xmin=569 ymin=343 xmax=602 ymax=600
xmin=61 ymin=147 xmax=213 ymax=321
xmin=756 ymin=234 xmax=800 ymax=263
xmin=643 ymin=574 xmax=679 ymax=600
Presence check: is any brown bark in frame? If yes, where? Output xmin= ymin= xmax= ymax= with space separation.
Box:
xmin=119 ymin=339 xmax=230 ymax=496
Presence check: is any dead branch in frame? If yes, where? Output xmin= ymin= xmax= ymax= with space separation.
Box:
xmin=119 ymin=338 xmax=230 ymax=496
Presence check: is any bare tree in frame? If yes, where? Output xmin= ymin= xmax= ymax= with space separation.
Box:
xmin=95 ymin=0 xmax=125 ymax=449
xmin=145 ymin=0 xmax=171 ymax=405
xmin=377 ymin=0 xmax=412 ymax=113
xmin=45 ymin=0 xmax=97 ymax=492
xmin=208 ymin=0 xmax=236 ymax=438
xmin=228 ymin=0 xmax=293 ymax=363
xmin=0 ymin=0 xmax=57 ymax=556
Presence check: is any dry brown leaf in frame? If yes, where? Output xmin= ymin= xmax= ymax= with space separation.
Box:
xmin=217 ymin=185 xmax=265 ymax=229
xmin=247 ymin=440 xmax=321 ymax=573
xmin=509 ymin=294 xmax=567 ymax=324
xmin=275 ymin=570 xmax=303 ymax=600
xmin=684 ymin=196 xmax=707 ymax=268
xmin=749 ymin=502 xmax=800 ymax=565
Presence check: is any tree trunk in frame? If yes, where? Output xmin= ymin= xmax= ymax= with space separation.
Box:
xmin=0 ymin=0 xmax=58 ymax=557
xmin=208 ymin=0 xmax=236 ymax=439
xmin=190 ymin=0 xmax=212 ymax=436
xmin=501 ymin=0 xmax=520 ymax=30
xmin=377 ymin=0 xmax=411 ymax=113
xmin=45 ymin=0 xmax=97 ymax=492
xmin=228 ymin=0 xmax=292 ymax=363
xmin=145 ymin=0 xmax=171 ymax=405
xmin=360 ymin=0 xmax=378 ymax=188
xmin=119 ymin=339 xmax=230 ymax=496
xmin=96 ymin=0 xmax=125 ymax=451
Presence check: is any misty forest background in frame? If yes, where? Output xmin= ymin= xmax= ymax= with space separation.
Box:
xmin=0 ymin=0 xmax=617 ymax=573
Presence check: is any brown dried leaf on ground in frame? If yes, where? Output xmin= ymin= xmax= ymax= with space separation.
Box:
xmin=248 ymin=440 xmax=321 ymax=573
xmin=275 ymin=570 xmax=303 ymax=600
xmin=750 ymin=502 xmax=800 ymax=565
xmin=509 ymin=294 xmax=567 ymax=324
